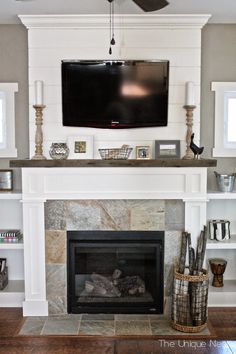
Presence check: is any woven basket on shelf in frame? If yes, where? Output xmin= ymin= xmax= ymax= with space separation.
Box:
xmin=98 ymin=148 xmax=133 ymax=160
xmin=171 ymin=268 xmax=209 ymax=333
xmin=0 ymin=261 xmax=8 ymax=291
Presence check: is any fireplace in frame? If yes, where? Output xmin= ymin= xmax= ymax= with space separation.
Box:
xmin=67 ymin=231 xmax=164 ymax=314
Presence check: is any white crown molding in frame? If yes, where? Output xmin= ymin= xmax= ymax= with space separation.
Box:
xmin=18 ymin=14 xmax=211 ymax=30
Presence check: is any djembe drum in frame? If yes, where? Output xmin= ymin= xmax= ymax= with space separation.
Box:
xmin=209 ymin=258 xmax=227 ymax=287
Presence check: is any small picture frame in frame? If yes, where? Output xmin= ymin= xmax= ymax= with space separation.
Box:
xmin=67 ymin=136 xmax=94 ymax=159
xmin=136 ymin=146 xmax=151 ymax=160
xmin=155 ymin=140 xmax=180 ymax=159
xmin=0 ymin=170 xmax=13 ymax=191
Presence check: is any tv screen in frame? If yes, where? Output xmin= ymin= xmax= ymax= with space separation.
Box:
xmin=62 ymin=60 xmax=169 ymax=129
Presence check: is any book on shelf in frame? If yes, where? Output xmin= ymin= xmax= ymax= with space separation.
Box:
xmin=0 ymin=230 xmax=23 ymax=243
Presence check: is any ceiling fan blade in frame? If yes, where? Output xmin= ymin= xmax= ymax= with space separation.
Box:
xmin=132 ymin=0 xmax=169 ymax=12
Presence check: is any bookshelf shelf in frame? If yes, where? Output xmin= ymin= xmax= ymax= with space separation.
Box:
xmin=0 ymin=280 xmax=24 ymax=307
xmin=206 ymin=234 xmax=236 ymax=250
xmin=208 ymin=280 xmax=236 ymax=307
xmin=0 ymin=243 xmax=24 ymax=250
xmin=0 ymin=191 xmax=22 ymax=200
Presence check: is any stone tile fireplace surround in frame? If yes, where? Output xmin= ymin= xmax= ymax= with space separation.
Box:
xmin=45 ymin=199 xmax=183 ymax=315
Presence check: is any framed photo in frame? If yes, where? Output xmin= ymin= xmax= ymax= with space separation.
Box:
xmin=136 ymin=146 xmax=151 ymax=160
xmin=155 ymin=140 xmax=180 ymax=159
xmin=0 ymin=170 xmax=13 ymax=191
xmin=67 ymin=136 xmax=94 ymax=159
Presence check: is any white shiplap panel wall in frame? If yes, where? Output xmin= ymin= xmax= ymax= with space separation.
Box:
xmin=20 ymin=14 xmax=210 ymax=159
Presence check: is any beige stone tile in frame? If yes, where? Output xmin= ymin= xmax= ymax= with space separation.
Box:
xmin=48 ymin=295 xmax=67 ymax=315
xmin=45 ymin=201 xmax=67 ymax=230
xmin=165 ymin=200 xmax=185 ymax=231
xmin=164 ymin=231 xmax=182 ymax=265
xmin=42 ymin=317 xmax=80 ymax=335
xmin=130 ymin=200 xmax=165 ymax=230
xmin=19 ymin=318 xmax=45 ymax=335
xmin=115 ymin=320 xmax=151 ymax=335
xmin=79 ymin=320 xmax=115 ymax=336
xmin=100 ymin=200 xmax=131 ymax=230
xmin=66 ymin=200 xmax=101 ymax=230
xmin=45 ymin=230 xmax=66 ymax=264
xmin=46 ymin=264 xmax=66 ymax=298
xmin=151 ymin=320 xmax=210 ymax=336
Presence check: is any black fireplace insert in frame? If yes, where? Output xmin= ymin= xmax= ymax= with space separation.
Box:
xmin=67 ymin=231 xmax=164 ymax=314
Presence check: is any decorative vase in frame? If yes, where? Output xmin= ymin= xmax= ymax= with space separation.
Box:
xmin=49 ymin=143 xmax=69 ymax=160
xmin=209 ymin=258 xmax=227 ymax=287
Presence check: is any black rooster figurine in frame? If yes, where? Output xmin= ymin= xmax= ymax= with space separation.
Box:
xmin=190 ymin=133 xmax=204 ymax=159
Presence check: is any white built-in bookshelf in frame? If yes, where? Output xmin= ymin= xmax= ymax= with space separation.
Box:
xmin=207 ymin=192 xmax=236 ymax=307
xmin=0 ymin=192 xmax=24 ymax=307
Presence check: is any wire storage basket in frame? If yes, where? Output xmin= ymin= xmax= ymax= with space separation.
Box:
xmin=171 ymin=268 xmax=209 ymax=333
xmin=98 ymin=148 xmax=133 ymax=160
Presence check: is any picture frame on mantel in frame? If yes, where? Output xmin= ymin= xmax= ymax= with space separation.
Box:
xmin=67 ymin=136 xmax=94 ymax=159
xmin=136 ymin=146 xmax=151 ymax=160
xmin=155 ymin=140 xmax=180 ymax=159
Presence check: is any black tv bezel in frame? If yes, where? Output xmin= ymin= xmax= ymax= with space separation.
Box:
xmin=62 ymin=60 xmax=169 ymax=129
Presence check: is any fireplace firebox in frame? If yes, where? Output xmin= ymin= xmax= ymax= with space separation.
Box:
xmin=67 ymin=231 xmax=164 ymax=314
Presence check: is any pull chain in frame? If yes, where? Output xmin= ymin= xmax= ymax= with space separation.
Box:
xmin=108 ymin=0 xmax=115 ymax=55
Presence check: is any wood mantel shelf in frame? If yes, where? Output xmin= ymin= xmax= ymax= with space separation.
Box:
xmin=10 ymin=158 xmax=217 ymax=168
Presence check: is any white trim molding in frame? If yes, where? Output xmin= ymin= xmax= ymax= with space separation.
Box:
xmin=0 ymin=83 xmax=18 ymax=158
xmin=19 ymin=14 xmax=211 ymax=30
xmin=212 ymin=81 xmax=236 ymax=157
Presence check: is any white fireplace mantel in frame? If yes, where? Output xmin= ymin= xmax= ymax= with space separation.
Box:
xmin=19 ymin=166 xmax=209 ymax=316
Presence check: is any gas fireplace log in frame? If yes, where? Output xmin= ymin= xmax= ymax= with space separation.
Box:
xmin=85 ymin=281 xmax=95 ymax=293
xmin=116 ymin=275 xmax=146 ymax=296
xmin=91 ymin=273 xmax=121 ymax=297
xmin=84 ymin=280 xmax=108 ymax=296
xmin=112 ymin=269 xmax=122 ymax=280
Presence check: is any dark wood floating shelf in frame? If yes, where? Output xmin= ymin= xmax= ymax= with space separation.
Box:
xmin=10 ymin=159 xmax=217 ymax=168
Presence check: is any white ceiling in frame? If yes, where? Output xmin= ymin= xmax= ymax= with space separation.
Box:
xmin=1 ymin=0 xmax=236 ymax=24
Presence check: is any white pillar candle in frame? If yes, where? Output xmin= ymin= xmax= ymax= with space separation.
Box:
xmin=34 ymin=80 xmax=44 ymax=105
xmin=185 ymin=81 xmax=195 ymax=106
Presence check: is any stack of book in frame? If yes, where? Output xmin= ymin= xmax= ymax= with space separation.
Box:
xmin=0 ymin=230 xmax=22 ymax=243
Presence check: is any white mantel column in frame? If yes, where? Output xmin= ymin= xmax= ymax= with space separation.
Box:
xmin=22 ymin=199 xmax=48 ymax=316
xmin=184 ymin=200 xmax=207 ymax=250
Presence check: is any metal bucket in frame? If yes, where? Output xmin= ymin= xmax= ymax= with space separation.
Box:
xmin=214 ymin=172 xmax=236 ymax=192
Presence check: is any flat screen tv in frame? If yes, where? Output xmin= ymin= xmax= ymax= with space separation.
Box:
xmin=62 ymin=60 xmax=169 ymax=129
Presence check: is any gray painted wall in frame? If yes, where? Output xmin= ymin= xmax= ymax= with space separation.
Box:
xmin=0 ymin=24 xmax=236 ymax=191
xmin=0 ymin=25 xmax=28 ymax=189
xmin=201 ymin=24 xmax=236 ymax=190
